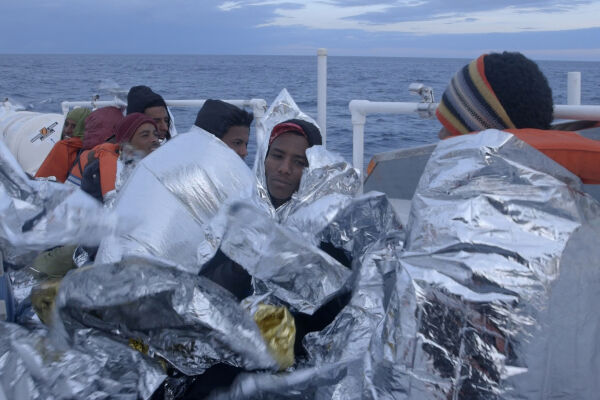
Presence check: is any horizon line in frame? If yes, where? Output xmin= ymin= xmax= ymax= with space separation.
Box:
xmin=1 ymin=52 xmax=598 ymax=63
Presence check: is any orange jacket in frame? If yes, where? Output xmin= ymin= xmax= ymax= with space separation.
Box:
xmin=92 ymin=143 xmax=120 ymax=197
xmin=35 ymin=137 xmax=83 ymax=182
xmin=505 ymin=129 xmax=600 ymax=184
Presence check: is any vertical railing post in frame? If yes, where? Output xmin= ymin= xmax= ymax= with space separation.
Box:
xmin=349 ymin=100 xmax=366 ymax=193
xmin=317 ymin=48 xmax=327 ymax=147
xmin=567 ymin=72 xmax=581 ymax=105
xmin=61 ymin=101 xmax=70 ymax=115
xmin=251 ymin=99 xmax=267 ymax=149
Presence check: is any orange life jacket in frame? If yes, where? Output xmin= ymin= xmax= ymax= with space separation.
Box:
xmin=92 ymin=143 xmax=120 ymax=197
xmin=34 ymin=137 xmax=83 ymax=182
xmin=65 ymin=149 xmax=92 ymax=186
xmin=504 ymin=129 xmax=600 ymax=184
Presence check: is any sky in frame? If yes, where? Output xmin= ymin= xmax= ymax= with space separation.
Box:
xmin=1 ymin=0 xmax=599 ymax=61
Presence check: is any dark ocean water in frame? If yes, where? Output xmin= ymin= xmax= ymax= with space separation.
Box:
xmin=1 ymin=54 xmax=599 ymax=167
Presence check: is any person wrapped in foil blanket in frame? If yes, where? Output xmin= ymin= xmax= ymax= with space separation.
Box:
xmin=1 ymin=87 xmax=600 ymax=399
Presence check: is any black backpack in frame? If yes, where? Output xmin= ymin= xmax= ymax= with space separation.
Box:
xmin=80 ymin=157 xmax=103 ymax=202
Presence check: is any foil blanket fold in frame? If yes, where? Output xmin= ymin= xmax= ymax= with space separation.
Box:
xmin=55 ymin=256 xmax=278 ymax=376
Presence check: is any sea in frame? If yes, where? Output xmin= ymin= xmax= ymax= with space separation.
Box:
xmin=1 ymin=54 xmax=599 ymax=168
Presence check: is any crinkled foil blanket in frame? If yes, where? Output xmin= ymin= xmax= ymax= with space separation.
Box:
xmin=2 ymin=100 xmax=600 ymax=400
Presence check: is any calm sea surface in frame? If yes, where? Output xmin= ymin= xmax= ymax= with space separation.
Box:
xmin=1 ymin=54 xmax=599 ymax=167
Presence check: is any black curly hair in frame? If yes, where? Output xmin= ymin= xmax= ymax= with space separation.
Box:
xmin=194 ymin=99 xmax=254 ymax=138
xmin=484 ymin=52 xmax=554 ymax=130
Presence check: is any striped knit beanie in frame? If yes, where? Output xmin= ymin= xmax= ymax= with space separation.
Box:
xmin=436 ymin=55 xmax=516 ymax=136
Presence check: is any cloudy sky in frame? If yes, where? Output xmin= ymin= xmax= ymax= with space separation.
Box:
xmin=1 ymin=0 xmax=599 ymax=60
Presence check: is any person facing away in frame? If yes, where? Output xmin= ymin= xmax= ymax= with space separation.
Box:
xmin=193 ymin=99 xmax=254 ymax=159
xmin=436 ymin=51 xmax=600 ymax=184
xmin=35 ymin=106 xmax=123 ymax=183
xmin=60 ymin=107 xmax=91 ymax=140
xmin=126 ymin=85 xmax=173 ymax=142
xmin=264 ymin=119 xmax=322 ymax=208
xmin=81 ymin=113 xmax=160 ymax=202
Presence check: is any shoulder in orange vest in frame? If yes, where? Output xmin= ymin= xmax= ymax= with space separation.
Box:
xmin=35 ymin=137 xmax=83 ymax=182
xmin=93 ymin=143 xmax=120 ymax=197
xmin=505 ymin=129 xmax=600 ymax=184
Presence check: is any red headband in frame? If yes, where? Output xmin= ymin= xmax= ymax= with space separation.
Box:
xmin=269 ymin=122 xmax=307 ymax=147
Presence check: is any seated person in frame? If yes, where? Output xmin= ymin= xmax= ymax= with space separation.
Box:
xmin=190 ymin=119 xmax=347 ymax=397
xmin=127 ymin=85 xmax=174 ymax=141
xmin=60 ymin=107 xmax=90 ymax=140
xmin=263 ymin=119 xmax=322 ymax=208
xmin=436 ymin=51 xmax=600 ymax=184
xmin=203 ymin=117 xmax=348 ymax=338
xmin=193 ymin=99 xmax=254 ymax=160
xmin=202 ymin=118 xmax=326 ymax=299
xmin=35 ymin=107 xmax=123 ymax=183
xmin=81 ymin=113 xmax=160 ymax=202
xmin=65 ymin=106 xmax=124 ymax=186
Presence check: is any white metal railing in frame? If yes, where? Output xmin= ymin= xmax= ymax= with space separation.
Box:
xmin=349 ymin=71 xmax=600 ymax=183
xmin=61 ymin=98 xmax=267 ymax=119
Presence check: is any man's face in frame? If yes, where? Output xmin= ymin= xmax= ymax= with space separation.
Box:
xmin=129 ymin=122 xmax=160 ymax=156
xmin=264 ymin=132 xmax=309 ymax=207
xmin=144 ymin=106 xmax=170 ymax=140
xmin=221 ymin=125 xmax=249 ymax=159
xmin=61 ymin=118 xmax=77 ymax=139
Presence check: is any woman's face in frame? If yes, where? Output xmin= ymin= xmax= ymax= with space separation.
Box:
xmin=61 ymin=118 xmax=77 ymax=139
xmin=129 ymin=123 xmax=160 ymax=156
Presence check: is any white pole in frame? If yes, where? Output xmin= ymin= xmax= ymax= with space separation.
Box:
xmin=250 ymin=99 xmax=267 ymax=148
xmin=349 ymin=100 xmax=367 ymax=193
xmin=554 ymin=104 xmax=600 ymax=120
xmin=567 ymin=72 xmax=581 ymax=105
xmin=317 ymin=48 xmax=327 ymax=147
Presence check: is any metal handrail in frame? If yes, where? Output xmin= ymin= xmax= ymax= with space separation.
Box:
xmin=60 ymin=98 xmax=267 ymax=116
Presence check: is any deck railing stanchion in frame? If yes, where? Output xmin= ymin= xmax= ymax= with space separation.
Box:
xmin=317 ymin=48 xmax=328 ymax=147
xmin=567 ymin=72 xmax=581 ymax=105
xmin=349 ymin=100 xmax=367 ymax=193
xmin=250 ymin=98 xmax=267 ymax=147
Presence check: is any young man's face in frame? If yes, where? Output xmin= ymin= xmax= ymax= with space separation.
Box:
xmin=221 ymin=125 xmax=249 ymax=159
xmin=144 ymin=106 xmax=170 ymax=140
xmin=61 ymin=118 xmax=77 ymax=139
xmin=264 ymin=132 xmax=309 ymax=208
xmin=129 ymin=122 xmax=160 ymax=156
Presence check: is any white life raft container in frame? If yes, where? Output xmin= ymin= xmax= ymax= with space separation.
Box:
xmin=0 ymin=102 xmax=64 ymax=176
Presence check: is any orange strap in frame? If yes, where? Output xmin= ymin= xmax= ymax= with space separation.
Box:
xmin=67 ymin=149 xmax=91 ymax=180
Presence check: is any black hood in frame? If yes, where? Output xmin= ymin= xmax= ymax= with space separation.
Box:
xmin=126 ymin=85 xmax=167 ymax=115
xmin=194 ymin=99 xmax=253 ymax=138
